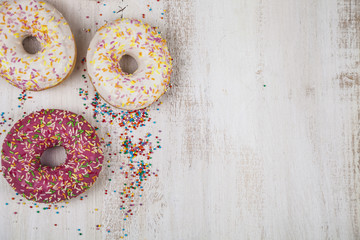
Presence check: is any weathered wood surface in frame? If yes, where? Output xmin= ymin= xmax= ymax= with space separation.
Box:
xmin=0 ymin=0 xmax=360 ymax=239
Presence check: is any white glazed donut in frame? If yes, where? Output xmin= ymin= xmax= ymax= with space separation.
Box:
xmin=87 ymin=18 xmax=172 ymax=110
xmin=0 ymin=0 xmax=76 ymax=91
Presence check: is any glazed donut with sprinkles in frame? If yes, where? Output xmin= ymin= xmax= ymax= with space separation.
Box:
xmin=87 ymin=18 xmax=172 ymax=110
xmin=0 ymin=0 xmax=76 ymax=91
xmin=1 ymin=109 xmax=104 ymax=203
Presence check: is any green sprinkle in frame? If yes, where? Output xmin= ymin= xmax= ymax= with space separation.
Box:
xmin=33 ymin=134 xmax=39 ymax=139
xmin=68 ymin=171 xmax=72 ymax=178
xmin=50 ymin=109 xmax=55 ymax=113
xmin=80 ymin=162 xmax=89 ymax=168
xmin=25 ymin=181 xmax=33 ymax=187
xmin=18 ymin=125 xmax=24 ymax=130
xmin=84 ymin=174 xmax=89 ymax=178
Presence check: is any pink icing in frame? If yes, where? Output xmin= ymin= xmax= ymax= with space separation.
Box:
xmin=1 ymin=109 xmax=104 ymax=203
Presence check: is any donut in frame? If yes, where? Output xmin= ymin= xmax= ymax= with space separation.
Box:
xmin=87 ymin=18 xmax=172 ymax=110
xmin=1 ymin=109 xmax=104 ymax=203
xmin=0 ymin=0 xmax=76 ymax=91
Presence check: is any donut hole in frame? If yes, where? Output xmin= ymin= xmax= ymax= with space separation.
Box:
xmin=40 ymin=146 xmax=67 ymax=168
xmin=119 ymin=54 xmax=138 ymax=75
xmin=22 ymin=36 xmax=42 ymax=54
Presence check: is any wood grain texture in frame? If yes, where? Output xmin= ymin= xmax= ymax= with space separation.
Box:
xmin=0 ymin=0 xmax=360 ymax=239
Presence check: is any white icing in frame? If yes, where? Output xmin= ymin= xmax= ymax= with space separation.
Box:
xmin=0 ymin=0 xmax=76 ymax=90
xmin=87 ymin=18 xmax=172 ymax=110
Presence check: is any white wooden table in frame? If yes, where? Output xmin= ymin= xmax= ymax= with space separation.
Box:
xmin=1 ymin=0 xmax=360 ymax=239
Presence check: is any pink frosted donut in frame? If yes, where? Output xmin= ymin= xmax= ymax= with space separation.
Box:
xmin=1 ymin=109 xmax=104 ymax=203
